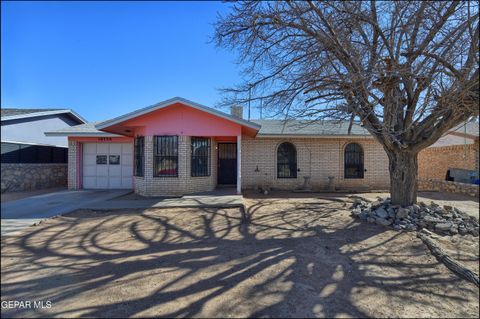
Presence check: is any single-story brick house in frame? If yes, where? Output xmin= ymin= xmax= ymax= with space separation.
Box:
xmin=46 ymin=97 xmax=390 ymax=196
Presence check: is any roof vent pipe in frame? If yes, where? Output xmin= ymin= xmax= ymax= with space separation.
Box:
xmin=230 ymin=105 xmax=244 ymax=119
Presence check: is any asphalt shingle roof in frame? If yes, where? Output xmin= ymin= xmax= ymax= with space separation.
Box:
xmin=1 ymin=108 xmax=63 ymax=117
xmin=252 ymin=120 xmax=370 ymax=136
xmin=48 ymin=119 xmax=371 ymax=137
xmin=47 ymin=122 xmax=107 ymax=134
xmin=451 ymin=121 xmax=479 ymax=137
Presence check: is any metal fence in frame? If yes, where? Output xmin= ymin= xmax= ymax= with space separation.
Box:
xmin=1 ymin=142 xmax=68 ymax=163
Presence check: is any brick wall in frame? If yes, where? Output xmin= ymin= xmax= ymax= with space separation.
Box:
xmin=67 ymin=140 xmax=78 ymax=190
xmin=67 ymin=135 xmax=391 ymax=195
xmin=418 ymin=143 xmax=478 ymax=181
xmin=134 ymin=136 xmax=217 ymax=196
xmin=241 ymin=136 xmax=390 ymax=191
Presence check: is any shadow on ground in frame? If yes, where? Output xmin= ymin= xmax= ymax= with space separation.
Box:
xmin=418 ymin=191 xmax=479 ymax=203
xmin=1 ymin=194 xmax=478 ymax=318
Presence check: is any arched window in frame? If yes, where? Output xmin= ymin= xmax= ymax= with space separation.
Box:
xmin=277 ymin=142 xmax=297 ymax=178
xmin=344 ymin=143 xmax=364 ymax=179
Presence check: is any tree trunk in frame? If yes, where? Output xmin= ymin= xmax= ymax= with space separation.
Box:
xmin=386 ymin=150 xmax=418 ymax=206
xmin=417 ymin=229 xmax=479 ymax=286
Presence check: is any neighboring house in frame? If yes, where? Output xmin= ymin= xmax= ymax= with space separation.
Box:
xmin=46 ymin=97 xmax=390 ymax=196
xmin=1 ymin=108 xmax=87 ymax=192
xmin=418 ymin=120 xmax=479 ymax=183
xmin=429 ymin=121 xmax=479 ymax=148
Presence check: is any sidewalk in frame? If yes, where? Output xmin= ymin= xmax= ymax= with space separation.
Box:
xmin=83 ymin=194 xmax=244 ymax=210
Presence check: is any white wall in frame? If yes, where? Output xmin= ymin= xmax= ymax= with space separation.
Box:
xmin=1 ymin=116 xmax=75 ymax=147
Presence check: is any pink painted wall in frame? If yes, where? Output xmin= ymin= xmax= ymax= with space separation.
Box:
xmin=113 ymin=103 xmax=243 ymax=137
xmin=215 ymin=136 xmax=237 ymax=142
xmin=76 ymin=142 xmax=82 ymax=189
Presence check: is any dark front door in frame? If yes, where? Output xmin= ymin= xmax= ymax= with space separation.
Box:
xmin=218 ymin=143 xmax=237 ymax=185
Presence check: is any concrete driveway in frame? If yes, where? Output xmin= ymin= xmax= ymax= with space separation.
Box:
xmin=1 ymin=189 xmax=131 ymax=235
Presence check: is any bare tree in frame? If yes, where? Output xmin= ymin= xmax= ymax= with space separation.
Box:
xmin=214 ymin=1 xmax=479 ymax=206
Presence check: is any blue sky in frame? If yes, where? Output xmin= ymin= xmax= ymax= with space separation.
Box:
xmin=1 ymin=1 xmax=257 ymax=122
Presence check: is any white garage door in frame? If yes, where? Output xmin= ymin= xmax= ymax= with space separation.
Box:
xmin=83 ymin=143 xmax=133 ymax=189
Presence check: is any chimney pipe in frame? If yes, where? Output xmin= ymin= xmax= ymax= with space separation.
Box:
xmin=230 ymin=105 xmax=244 ymax=119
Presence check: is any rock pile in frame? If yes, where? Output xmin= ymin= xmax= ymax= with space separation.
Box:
xmin=350 ymin=197 xmax=479 ymax=237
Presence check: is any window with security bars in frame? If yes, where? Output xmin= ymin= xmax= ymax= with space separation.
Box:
xmin=344 ymin=143 xmax=364 ymax=179
xmin=154 ymin=136 xmax=178 ymax=177
xmin=277 ymin=142 xmax=297 ymax=178
xmin=191 ymin=137 xmax=211 ymax=177
xmin=134 ymin=136 xmax=144 ymax=177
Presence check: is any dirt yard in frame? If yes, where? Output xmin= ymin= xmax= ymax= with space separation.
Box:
xmin=1 ymin=192 xmax=479 ymax=318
